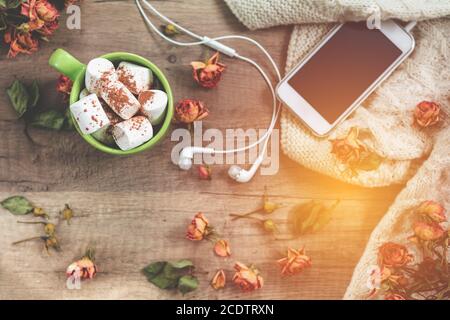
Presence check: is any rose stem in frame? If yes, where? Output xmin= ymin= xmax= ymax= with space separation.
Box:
xmin=12 ymin=236 xmax=42 ymax=245
xmin=230 ymin=209 xmax=262 ymax=221
xmin=17 ymin=221 xmax=46 ymax=225
xmin=229 ymin=214 xmax=264 ymax=222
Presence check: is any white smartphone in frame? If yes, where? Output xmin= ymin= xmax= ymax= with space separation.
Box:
xmin=276 ymin=20 xmax=415 ymax=136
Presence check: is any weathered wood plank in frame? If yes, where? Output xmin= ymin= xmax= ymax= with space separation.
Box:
xmin=0 ymin=0 xmax=401 ymax=299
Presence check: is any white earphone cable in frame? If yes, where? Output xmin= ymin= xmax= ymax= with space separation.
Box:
xmin=136 ymin=0 xmax=281 ymax=156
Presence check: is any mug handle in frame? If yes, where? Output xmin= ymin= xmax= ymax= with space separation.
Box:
xmin=49 ymin=48 xmax=86 ymax=81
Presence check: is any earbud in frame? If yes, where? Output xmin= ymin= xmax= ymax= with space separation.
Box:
xmin=228 ymin=155 xmax=264 ymax=183
xmin=178 ymin=147 xmax=215 ymax=171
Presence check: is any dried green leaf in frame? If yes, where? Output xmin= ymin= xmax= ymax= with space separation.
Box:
xmin=28 ymin=80 xmax=40 ymax=108
xmin=5 ymin=0 xmax=22 ymax=8
xmin=0 ymin=1 xmax=6 ymax=8
xmin=143 ymin=260 xmax=196 ymax=293
xmin=1 ymin=196 xmax=33 ymax=215
xmin=178 ymin=275 xmax=199 ymax=295
xmin=300 ymin=203 xmax=323 ymax=234
xmin=288 ymin=201 xmax=315 ymax=236
xmin=149 ymin=273 xmax=179 ymax=290
xmin=31 ymin=110 xmax=65 ymax=130
xmin=63 ymin=108 xmax=75 ymax=131
xmin=7 ymin=80 xmax=29 ymax=118
xmin=168 ymin=259 xmax=194 ymax=270
xmin=143 ymin=261 xmax=166 ymax=279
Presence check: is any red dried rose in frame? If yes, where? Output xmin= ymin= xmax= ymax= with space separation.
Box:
xmin=378 ymin=242 xmax=412 ymax=268
xmin=175 ymin=99 xmax=209 ymax=124
xmin=4 ymin=30 xmax=39 ymax=58
xmin=21 ymin=0 xmax=60 ymax=31
xmin=56 ymin=75 xmax=73 ymax=98
xmin=414 ymin=101 xmax=441 ymax=128
xmin=191 ymin=52 xmax=226 ymax=89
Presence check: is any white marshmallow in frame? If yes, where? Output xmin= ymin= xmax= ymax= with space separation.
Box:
xmin=100 ymin=80 xmax=141 ymax=120
xmin=91 ymin=106 xmax=121 ymax=146
xmin=112 ymin=116 xmax=153 ymax=151
xmin=85 ymin=58 xmax=118 ymax=95
xmin=116 ymin=61 xmax=153 ymax=95
xmin=138 ymin=90 xmax=168 ymax=125
xmin=70 ymin=94 xmax=110 ymax=135
xmin=79 ymin=88 xmax=90 ymax=100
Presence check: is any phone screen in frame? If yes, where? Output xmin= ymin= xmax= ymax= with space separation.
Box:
xmin=288 ymin=22 xmax=402 ymax=123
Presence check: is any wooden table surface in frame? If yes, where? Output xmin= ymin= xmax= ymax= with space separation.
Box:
xmin=0 ymin=0 xmax=403 ymax=300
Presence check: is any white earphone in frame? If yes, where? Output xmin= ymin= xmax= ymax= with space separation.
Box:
xmin=136 ymin=0 xmax=282 ymax=183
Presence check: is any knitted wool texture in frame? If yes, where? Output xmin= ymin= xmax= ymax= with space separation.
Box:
xmin=224 ymin=0 xmax=450 ymax=299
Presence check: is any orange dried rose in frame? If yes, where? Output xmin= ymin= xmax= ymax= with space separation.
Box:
xmin=175 ymin=99 xmax=209 ymax=124
xmin=378 ymin=243 xmax=412 ymax=268
xmin=186 ymin=212 xmax=210 ymax=241
xmin=214 ymin=239 xmax=231 ymax=257
xmin=385 ymin=293 xmax=406 ymax=300
xmin=414 ymin=101 xmax=441 ymax=128
xmin=330 ymin=127 xmax=366 ymax=167
xmin=412 ymin=221 xmax=445 ymax=241
xmin=191 ymin=52 xmax=226 ymax=89
xmin=277 ymin=247 xmax=312 ymax=276
xmin=211 ymin=269 xmax=226 ymax=290
xmin=4 ymin=30 xmax=39 ymax=58
xmin=416 ymin=200 xmax=446 ymax=223
xmin=232 ymin=262 xmax=263 ymax=292
xmin=66 ymin=255 xmax=97 ymax=280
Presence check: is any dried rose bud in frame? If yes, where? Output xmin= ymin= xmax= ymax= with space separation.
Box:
xmin=416 ymin=200 xmax=446 ymax=223
xmin=33 ymin=207 xmax=49 ymax=219
xmin=377 ymin=242 xmax=412 ymax=268
xmin=330 ymin=127 xmax=367 ymax=167
xmin=191 ymin=52 xmax=226 ymax=89
xmin=56 ymin=75 xmax=73 ymax=97
xmin=60 ymin=204 xmax=74 ymax=224
xmin=277 ymin=247 xmax=312 ymax=276
xmin=44 ymin=223 xmax=56 ymax=236
xmin=198 ymin=164 xmax=212 ymax=180
xmin=44 ymin=235 xmax=60 ymax=252
xmin=414 ymin=101 xmax=441 ymax=128
xmin=175 ymin=99 xmax=209 ymax=124
xmin=232 ymin=262 xmax=263 ymax=292
xmin=413 ymin=221 xmax=445 ymax=241
xmin=211 ymin=269 xmax=226 ymax=290
xmin=214 ymin=239 xmax=231 ymax=257
xmin=186 ymin=212 xmax=210 ymax=241
xmin=160 ymin=24 xmax=179 ymax=37
xmin=263 ymin=219 xmax=277 ymax=233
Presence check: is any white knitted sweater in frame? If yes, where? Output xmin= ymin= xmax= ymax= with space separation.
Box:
xmin=224 ymin=0 xmax=450 ymax=299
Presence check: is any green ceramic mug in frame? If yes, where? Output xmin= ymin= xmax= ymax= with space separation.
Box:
xmin=48 ymin=48 xmax=174 ymax=155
